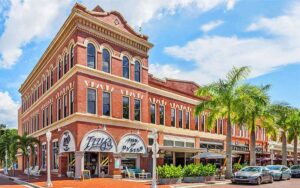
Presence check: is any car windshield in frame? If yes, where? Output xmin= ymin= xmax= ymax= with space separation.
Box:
xmin=241 ymin=167 xmax=261 ymax=172
xmin=267 ymin=166 xmax=281 ymax=170
xmin=291 ymin=166 xmax=300 ymax=170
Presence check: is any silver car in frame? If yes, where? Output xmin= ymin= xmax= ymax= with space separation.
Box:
xmin=266 ymin=165 xmax=291 ymax=180
xmin=231 ymin=166 xmax=273 ymax=185
xmin=291 ymin=165 xmax=300 ymax=178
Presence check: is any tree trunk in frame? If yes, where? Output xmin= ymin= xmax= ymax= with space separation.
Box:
xmin=294 ymin=134 xmax=298 ymax=165
xmin=225 ymin=113 xmax=232 ymax=179
xmin=27 ymin=156 xmax=30 ymax=180
xmin=282 ymin=132 xmax=287 ymax=166
xmin=250 ymin=129 xmax=256 ymax=166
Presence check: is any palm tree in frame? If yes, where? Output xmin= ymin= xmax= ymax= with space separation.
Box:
xmin=234 ymin=84 xmax=275 ymax=166
xmin=13 ymin=134 xmax=40 ymax=180
xmin=287 ymin=108 xmax=300 ymax=165
xmin=195 ymin=66 xmax=250 ymax=178
xmin=270 ymin=103 xmax=292 ymax=166
xmin=0 ymin=129 xmax=18 ymax=173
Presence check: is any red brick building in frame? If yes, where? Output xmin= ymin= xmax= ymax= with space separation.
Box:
xmin=18 ymin=3 xmax=268 ymax=178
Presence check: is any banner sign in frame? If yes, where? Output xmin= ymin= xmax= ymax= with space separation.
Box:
xmin=117 ymin=134 xmax=146 ymax=154
xmin=80 ymin=130 xmax=117 ymax=152
xmin=59 ymin=131 xmax=75 ymax=153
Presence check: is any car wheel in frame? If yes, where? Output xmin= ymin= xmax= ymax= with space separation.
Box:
xmin=256 ymin=177 xmax=262 ymax=185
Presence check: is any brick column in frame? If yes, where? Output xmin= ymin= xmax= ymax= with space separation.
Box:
xmin=75 ymin=151 xmax=84 ymax=179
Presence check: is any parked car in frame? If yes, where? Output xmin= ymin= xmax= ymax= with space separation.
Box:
xmin=291 ymin=165 xmax=300 ymax=178
xmin=266 ymin=165 xmax=291 ymax=180
xmin=231 ymin=166 xmax=273 ymax=185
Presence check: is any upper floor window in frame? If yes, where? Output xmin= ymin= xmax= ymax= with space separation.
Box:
xmin=58 ymin=60 xmax=62 ymax=79
xmin=195 ymin=115 xmax=199 ymax=131
xmin=50 ymin=69 xmax=54 ymax=87
xmin=50 ymin=104 xmax=53 ymax=124
xmin=150 ymin=103 xmax=156 ymax=124
xmin=178 ymin=110 xmax=183 ymax=128
xmin=63 ymin=94 xmax=68 ymax=118
xmin=70 ymin=45 xmax=74 ymax=68
xmin=57 ymin=98 xmax=62 ymax=121
xmin=122 ymin=96 xmax=129 ymax=119
xmin=134 ymin=61 xmax=141 ymax=82
xmin=69 ymin=90 xmax=74 ymax=115
xmin=201 ymin=115 xmax=205 ymax=131
xmin=122 ymin=56 xmax=130 ymax=79
xmin=159 ymin=105 xmax=164 ymax=125
xmin=64 ymin=53 xmax=68 ymax=74
xmin=134 ymin=99 xmax=141 ymax=121
xmin=87 ymin=88 xmax=96 ymax=114
xmin=103 ymin=92 xmax=110 ymax=116
xmin=186 ymin=111 xmax=190 ymax=129
xmin=215 ymin=120 xmax=218 ymax=134
xmin=171 ymin=108 xmax=176 ymax=127
xmin=45 ymin=107 xmax=49 ymax=126
xmin=102 ymin=49 xmax=110 ymax=73
xmin=87 ymin=43 xmax=96 ymax=69
xmin=219 ymin=119 xmax=223 ymax=134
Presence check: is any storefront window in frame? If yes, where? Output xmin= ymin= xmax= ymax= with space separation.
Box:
xmin=68 ymin=153 xmax=75 ymax=171
xmin=185 ymin=153 xmax=194 ymax=165
xmin=87 ymin=89 xmax=96 ymax=114
xmin=122 ymin=96 xmax=129 ymax=119
xmin=52 ymin=141 xmax=59 ymax=170
xmin=41 ymin=144 xmax=46 ymax=169
xmin=150 ymin=104 xmax=156 ymax=124
xmin=134 ymin=99 xmax=141 ymax=121
xmin=159 ymin=105 xmax=164 ymax=125
xmin=164 ymin=152 xmax=173 ymax=165
xmin=121 ymin=158 xmax=136 ymax=169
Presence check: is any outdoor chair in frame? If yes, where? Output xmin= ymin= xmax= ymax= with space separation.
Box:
xmin=30 ymin=166 xmax=39 ymax=175
xmin=24 ymin=166 xmax=33 ymax=175
xmin=31 ymin=166 xmax=41 ymax=176
xmin=125 ymin=167 xmax=136 ymax=179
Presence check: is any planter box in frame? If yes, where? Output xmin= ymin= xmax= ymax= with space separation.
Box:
xmin=159 ymin=178 xmax=181 ymax=185
xmin=205 ymin=176 xmax=215 ymax=182
xmin=183 ymin=176 xmax=205 ymax=183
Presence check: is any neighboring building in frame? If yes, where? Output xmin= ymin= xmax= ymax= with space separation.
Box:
xmin=18 ymin=3 xmax=268 ymax=178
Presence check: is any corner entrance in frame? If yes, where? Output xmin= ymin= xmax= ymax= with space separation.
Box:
xmin=84 ymin=152 xmax=109 ymax=177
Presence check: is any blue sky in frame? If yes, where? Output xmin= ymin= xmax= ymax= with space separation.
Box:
xmin=0 ymin=0 xmax=299 ymax=128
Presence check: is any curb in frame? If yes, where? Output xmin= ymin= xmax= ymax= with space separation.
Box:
xmin=0 ymin=173 xmax=43 ymax=188
xmin=170 ymin=181 xmax=231 ymax=188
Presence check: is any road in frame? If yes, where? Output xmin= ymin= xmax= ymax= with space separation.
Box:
xmin=205 ymin=178 xmax=300 ymax=188
xmin=0 ymin=175 xmax=26 ymax=188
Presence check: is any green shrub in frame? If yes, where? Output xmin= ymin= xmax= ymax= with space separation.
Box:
xmin=183 ymin=164 xmax=203 ymax=177
xmin=201 ymin=164 xmax=217 ymax=176
xmin=233 ymin=163 xmax=247 ymax=172
xmin=157 ymin=164 xmax=183 ymax=178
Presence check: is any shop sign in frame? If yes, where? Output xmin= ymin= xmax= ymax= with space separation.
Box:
xmin=80 ymin=130 xmax=117 ymax=152
xmin=59 ymin=131 xmax=75 ymax=153
xmin=117 ymin=134 xmax=146 ymax=154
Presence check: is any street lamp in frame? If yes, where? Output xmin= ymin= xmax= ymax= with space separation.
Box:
xmin=46 ymin=131 xmax=53 ymax=187
xmin=270 ymin=144 xmax=274 ymax=165
xmin=151 ymin=129 xmax=159 ymax=188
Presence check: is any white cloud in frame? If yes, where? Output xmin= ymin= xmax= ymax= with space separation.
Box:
xmin=200 ymin=20 xmax=224 ymax=32
xmin=0 ymin=91 xmax=19 ymax=128
xmin=151 ymin=3 xmax=300 ymax=84
xmin=0 ymin=0 xmax=72 ymax=69
xmin=82 ymin=0 xmax=235 ymax=27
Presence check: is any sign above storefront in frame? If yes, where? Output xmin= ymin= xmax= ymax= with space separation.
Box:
xmin=59 ymin=131 xmax=75 ymax=153
xmin=80 ymin=130 xmax=117 ymax=153
xmin=117 ymin=134 xmax=146 ymax=154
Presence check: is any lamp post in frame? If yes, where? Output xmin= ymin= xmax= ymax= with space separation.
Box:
xmin=46 ymin=131 xmax=53 ymax=187
xmin=270 ymin=144 xmax=274 ymax=165
xmin=151 ymin=129 xmax=158 ymax=188
xmin=4 ymin=146 xmax=8 ymax=175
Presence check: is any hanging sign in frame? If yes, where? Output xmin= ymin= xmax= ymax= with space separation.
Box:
xmin=59 ymin=131 xmax=75 ymax=153
xmin=117 ymin=134 xmax=146 ymax=154
xmin=80 ymin=130 xmax=117 ymax=152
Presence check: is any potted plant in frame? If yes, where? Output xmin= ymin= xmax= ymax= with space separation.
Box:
xmin=183 ymin=164 xmax=205 ymax=183
xmin=157 ymin=164 xmax=183 ymax=184
xmin=202 ymin=164 xmax=217 ymax=181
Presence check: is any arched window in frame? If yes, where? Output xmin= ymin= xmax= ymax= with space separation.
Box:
xmin=134 ymin=61 xmax=141 ymax=82
xmin=64 ymin=53 xmax=68 ymax=74
xmin=87 ymin=43 xmax=96 ymax=69
xmin=122 ymin=56 xmax=129 ymax=79
xmin=102 ymin=49 xmax=110 ymax=73
xmin=70 ymin=45 xmax=74 ymax=68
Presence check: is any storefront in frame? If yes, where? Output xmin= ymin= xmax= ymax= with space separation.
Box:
xmin=59 ymin=130 xmax=76 ymax=176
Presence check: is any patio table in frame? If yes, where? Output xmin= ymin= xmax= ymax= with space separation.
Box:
xmin=138 ymin=172 xmax=151 ymax=179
